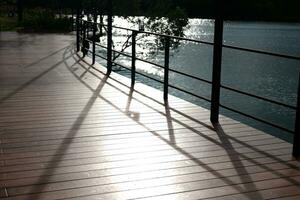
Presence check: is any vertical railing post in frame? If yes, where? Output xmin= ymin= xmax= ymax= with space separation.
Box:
xmin=86 ymin=22 xmax=89 ymax=39
xmin=164 ymin=36 xmax=170 ymax=100
xmin=293 ymin=73 xmax=300 ymax=158
xmin=92 ymin=13 xmax=97 ymax=65
xmin=131 ymin=31 xmax=137 ymax=87
xmin=71 ymin=8 xmax=75 ymax=31
xmin=83 ymin=21 xmax=86 ymax=38
xmin=100 ymin=15 xmax=104 ymax=36
xmin=210 ymin=17 xmax=224 ymax=123
xmin=80 ymin=17 xmax=83 ymax=39
xmin=106 ymin=0 xmax=113 ymax=75
xmin=76 ymin=8 xmax=80 ymax=52
xmin=81 ymin=12 xmax=84 ymax=38
xmin=82 ymin=20 xmax=87 ymax=57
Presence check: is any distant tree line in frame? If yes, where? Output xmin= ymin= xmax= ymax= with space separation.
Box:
xmin=141 ymin=0 xmax=300 ymax=21
xmin=2 ymin=0 xmax=300 ymax=21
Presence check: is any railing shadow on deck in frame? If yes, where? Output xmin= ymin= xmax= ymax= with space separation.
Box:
xmin=23 ymin=45 xmax=296 ymax=199
xmin=24 ymin=46 xmax=109 ymax=200
xmin=24 ymin=45 xmax=70 ymax=69
xmin=0 ymin=45 xmax=72 ymax=103
xmin=125 ymin=87 xmax=140 ymax=122
xmin=164 ymin=100 xmax=176 ymax=144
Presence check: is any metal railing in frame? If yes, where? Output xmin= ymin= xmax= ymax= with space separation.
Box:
xmin=76 ymin=16 xmax=300 ymax=158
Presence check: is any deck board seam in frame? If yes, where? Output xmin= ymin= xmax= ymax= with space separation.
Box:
xmin=1 ymin=139 xmax=289 ymax=160
xmin=0 ymin=152 xmax=296 ymax=183
xmin=0 ymin=133 xmax=280 ymax=153
xmin=2 ymin=165 xmax=298 ymax=195
xmin=4 ymin=173 xmax=300 ymax=198
xmin=0 ymin=126 xmax=263 ymax=144
xmin=199 ymin=185 xmax=300 ymax=200
xmin=9 ymin=176 xmax=298 ymax=200
xmin=0 ymin=143 xmax=291 ymax=172
xmin=0 ymin=128 xmax=262 ymax=146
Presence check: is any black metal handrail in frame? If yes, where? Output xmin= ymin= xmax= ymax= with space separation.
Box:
xmin=135 ymin=57 xmax=165 ymax=69
xmin=76 ymin=17 xmax=300 ymax=158
xmin=223 ymin=44 xmax=300 ymax=61
xmin=112 ymin=60 xmax=165 ymax=84
xmin=221 ymin=84 xmax=297 ymax=110
xmin=219 ymin=104 xmax=294 ymax=133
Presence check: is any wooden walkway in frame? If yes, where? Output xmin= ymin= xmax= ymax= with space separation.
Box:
xmin=0 ymin=32 xmax=299 ymax=200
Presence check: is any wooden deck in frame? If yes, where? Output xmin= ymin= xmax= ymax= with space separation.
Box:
xmin=0 ymin=32 xmax=299 ymax=200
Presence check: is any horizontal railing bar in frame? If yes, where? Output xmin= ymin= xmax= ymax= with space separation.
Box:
xmin=86 ymin=38 xmax=93 ymax=43
xmin=221 ymin=84 xmax=296 ymax=110
xmin=80 ymin=47 xmax=94 ymax=56
xmin=83 ymin=20 xmax=93 ymax=24
xmin=111 ymin=61 xmax=131 ymax=71
xmin=135 ymin=71 xmax=164 ymax=84
xmin=169 ymin=68 xmax=212 ymax=84
xmin=111 ymin=49 xmax=132 ymax=58
xmin=112 ymin=61 xmax=164 ymax=84
xmin=220 ymin=103 xmax=294 ymax=134
xmin=135 ymin=57 xmax=165 ymax=69
xmin=95 ymin=43 xmax=107 ymax=49
xmin=168 ymin=84 xmax=211 ymax=102
xmin=96 ymin=43 xmax=123 ymax=56
xmin=223 ymin=44 xmax=300 ymax=61
xmin=95 ymin=53 xmax=107 ymax=60
xmin=81 ymin=46 xmax=91 ymax=51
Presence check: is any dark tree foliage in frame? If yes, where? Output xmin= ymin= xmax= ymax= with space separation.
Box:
xmin=7 ymin=0 xmax=300 ymax=21
xmin=178 ymin=0 xmax=300 ymax=21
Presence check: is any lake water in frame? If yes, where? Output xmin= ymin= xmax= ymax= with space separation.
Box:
xmin=93 ymin=18 xmax=300 ymax=142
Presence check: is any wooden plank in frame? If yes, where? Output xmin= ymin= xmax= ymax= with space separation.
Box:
xmin=4 ymin=176 xmax=300 ymax=200
xmin=6 ymin=168 xmax=300 ymax=197
xmin=0 ymin=131 xmax=277 ymax=153
xmin=0 ymin=123 xmax=259 ymax=145
xmin=0 ymin=141 xmax=291 ymax=174
xmin=206 ymin=186 xmax=300 ymax=200
xmin=1 ymin=152 xmax=298 ymax=183
xmin=0 ymin=134 xmax=288 ymax=165
xmin=2 ymin=158 xmax=298 ymax=191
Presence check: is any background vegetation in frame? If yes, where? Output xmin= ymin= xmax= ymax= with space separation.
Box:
xmin=1 ymin=0 xmax=299 ymax=32
xmin=0 ymin=0 xmax=73 ymax=32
